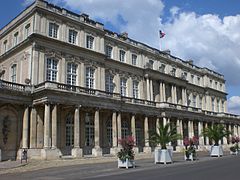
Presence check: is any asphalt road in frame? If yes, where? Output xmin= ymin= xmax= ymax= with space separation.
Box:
xmin=1 ymin=155 xmax=240 ymax=180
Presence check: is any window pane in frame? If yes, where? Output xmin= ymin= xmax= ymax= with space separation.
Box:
xmin=46 ymin=58 xmax=58 ymax=82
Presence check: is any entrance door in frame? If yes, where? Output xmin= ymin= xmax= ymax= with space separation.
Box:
xmin=136 ymin=121 xmax=144 ymax=152
xmin=65 ymin=113 xmax=74 ymax=155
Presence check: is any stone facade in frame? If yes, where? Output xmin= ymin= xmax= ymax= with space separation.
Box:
xmin=0 ymin=0 xmax=239 ymax=161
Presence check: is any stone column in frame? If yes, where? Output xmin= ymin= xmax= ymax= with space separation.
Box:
xmin=176 ymin=119 xmax=183 ymax=149
xmin=44 ymin=104 xmax=50 ymax=148
xmin=205 ymin=123 xmax=209 ymax=145
xmin=51 ymin=105 xmax=57 ymax=149
xmin=131 ymin=114 xmax=136 ymax=141
xmin=150 ymin=79 xmax=153 ymax=101
xmin=30 ymin=107 xmax=37 ymax=148
xmin=143 ymin=116 xmax=151 ymax=153
xmin=156 ymin=117 xmax=160 ymax=134
xmin=174 ymin=85 xmax=177 ymax=104
xmin=228 ymin=124 xmax=232 ymax=144
xmin=188 ymin=120 xmax=194 ymax=138
xmin=159 ymin=82 xmax=163 ymax=102
xmin=131 ymin=114 xmax=138 ymax=153
xmin=110 ymin=111 xmax=118 ymax=155
xmin=171 ymin=85 xmax=174 ymax=104
xmin=223 ymin=124 xmax=228 ymax=145
xmin=22 ymin=106 xmax=29 ymax=149
xmin=163 ymin=82 xmax=166 ymax=102
xmin=92 ymin=109 xmax=102 ymax=156
xmin=162 ymin=117 xmax=166 ymax=126
xmin=146 ymin=76 xmax=150 ymax=101
xmin=198 ymin=121 xmax=204 ymax=147
xmin=72 ymin=106 xmax=82 ymax=157
xmin=117 ymin=112 xmax=122 ymax=147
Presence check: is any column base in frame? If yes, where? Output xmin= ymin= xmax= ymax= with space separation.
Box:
xmin=0 ymin=149 xmax=2 ymax=161
xmin=143 ymin=146 xmax=152 ymax=153
xmin=41 ymin=148 xmax=62 ymax=160
xmin=92 ymin=147 xmax=102 ymax=157
xmin=71 ymin=147 xmax=83 ymax=158
xmin=133 ymin=147 xmax=139 ymax=154
xmin=110 ymin=147 xmax=121 ymax=155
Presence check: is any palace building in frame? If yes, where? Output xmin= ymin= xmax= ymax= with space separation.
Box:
xmin=0 ymin=0 xmax=239 ymax=161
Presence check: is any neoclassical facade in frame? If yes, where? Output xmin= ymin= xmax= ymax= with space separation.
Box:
xmin=0 ymin=0 xmax=239 ymax=161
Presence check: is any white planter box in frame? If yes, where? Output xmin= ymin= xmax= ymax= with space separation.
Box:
xmin=210 ymin=145 xmax=223 ymax=157
xmin=118 ymin=158 xmax=135 ymax=169
xmin=184 ymin=153 xmax=196 ymax=161
xmin=155 ymin=149 xmax=173 ymax=164
xmin=230 ymin=150 xmax=239 ymax=155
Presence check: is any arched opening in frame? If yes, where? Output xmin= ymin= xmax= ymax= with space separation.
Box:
xmin=0 ymin=106 xmax=19 ymax=161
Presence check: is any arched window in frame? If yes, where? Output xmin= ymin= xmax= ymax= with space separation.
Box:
xmin=121 ymin=120 xmax=130 ymax=138
xmin=85 ymin=113 xmax=94 ymax=146
xmin=106 ymin=119 xmax=112 ymax=146
xmin=66 ymin=113 xmax=74 ymax=147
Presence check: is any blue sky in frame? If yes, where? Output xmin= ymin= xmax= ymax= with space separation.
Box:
xmin=0 ymin=0 xmax=240 ymax=114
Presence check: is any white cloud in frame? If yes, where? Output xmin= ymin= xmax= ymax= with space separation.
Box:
xmin=228 ymin=96 xmax=240 ymax=115
xmin=162 ymin=12 xmax=240 ymax=87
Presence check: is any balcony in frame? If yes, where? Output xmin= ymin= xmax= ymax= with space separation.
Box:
xmin=0 ymin=80 xmax=239 ymax=120
xmin=0 ymin=80 xmax=31 ymax=93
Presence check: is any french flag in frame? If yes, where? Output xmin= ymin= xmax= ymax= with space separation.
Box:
xmin=159 ymin=30 xmax=165 ymax=38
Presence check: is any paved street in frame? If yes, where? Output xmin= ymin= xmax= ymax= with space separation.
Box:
xmin=1 ymin=154 xmax=240 ymax=180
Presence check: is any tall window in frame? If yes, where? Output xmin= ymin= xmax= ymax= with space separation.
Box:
xmin=3 ymin=40 xmax=7 ymax=53
xmin=199 ymin=97 xmax=202 ymax=109
xmin=49 ymin=23 xmax=59 ymax=38
xmin=13 ymin=32 xmax=19 ymax=46
xmin=217 ymin=100 xmax=220 ymax=112
xmin=68 ymin=29 xmax=77 ymax=44
xmin=106 ymin=120 xmax=112 ymax=146
xmin=67 ymin=63 xmax=77 ymax=85
xmin=220 ymin=83 xmax=223 ymax=91
xmin=149 ymin=60 xmax=154 ymax=69
xmin=221 ymin=100 xmax=225 ymax=112
xmin=105 ymin=45 xmax=113 ymax=58
xmin=105 ymin=73 xmax=114 ymax=93
xmin=119 ymin=50 xmax=125 ymax=62
xmin=85 ymin=113 xmax=94 ymax=147
xmin=192 ymin=95 xmax=197 ymax=107
xmin=121 ymin=120 xmax=130 ymax=138
xmin=159 ymin=63 xmax=166 ymax=73
xmin=11 ymin=64 xmax=17 ymax=83
xmin=66 ymin=113 xmax=74 ymax=147
xmin=209 ymin=80 xmax=212 ymax=87
xmin=191 ymin=74 xmax=194 ymax=83
xmin=197 ymin=77 xmax=201 ymax=85
xmin=120 ymin=77 xmax=127 ymax=96
xmin=85 ymin=67 xmax=94 ymax=89
xmin=86 ymin=35 xmax=94 ymax=49
xmin=132 ymin=54 xmax=137 ymax=66
xmin=25 ymin=24 xmax=30 ymax=38
xmin=46 ymin=58 xmax=58 ymax=81
xmin=171 ymin=68 xmax=176 ymax=76
xmin=133 ymin=81 xmax=139 ymax=99
xmin=212 ymin=97 xmax=215 ymax=111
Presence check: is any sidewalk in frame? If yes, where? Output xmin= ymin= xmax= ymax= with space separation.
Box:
xmin=0 ymin=151 xmax=218 ymax=175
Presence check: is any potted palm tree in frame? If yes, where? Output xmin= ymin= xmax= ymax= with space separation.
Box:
xmin=202 ymin=124 xmax=231 ymax=157
xmin=149 ymin=122 xmax=182 ymax=164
